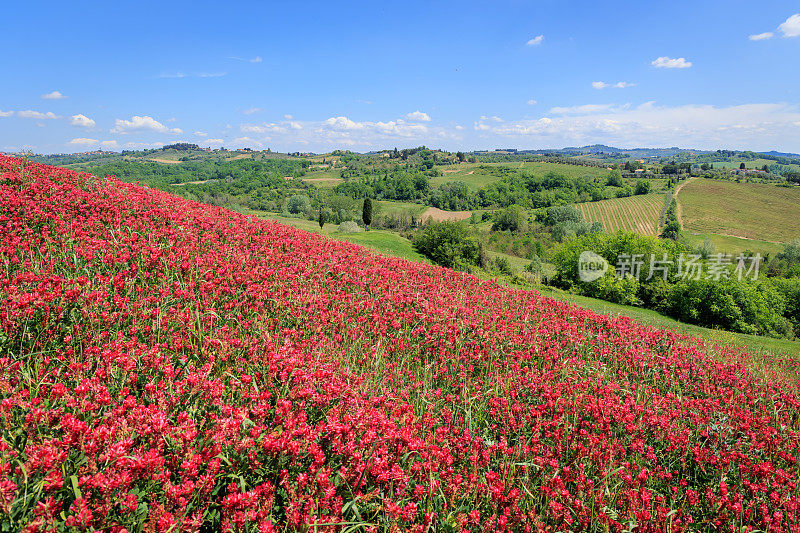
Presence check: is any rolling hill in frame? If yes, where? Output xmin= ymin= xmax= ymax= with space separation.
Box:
xmin=3 ymin=155 xmax=800 ymax=530
xmin=678 ymin=178 xmax=800 ymax=243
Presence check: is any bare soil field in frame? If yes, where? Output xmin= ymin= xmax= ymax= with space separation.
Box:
xmin=420 ymin=206 xmax=472 ymax=222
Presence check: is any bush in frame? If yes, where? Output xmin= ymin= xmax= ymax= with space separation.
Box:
xmin=338 ymin=221 xmax=363 ymax=233
xmin=778 ymin=240 xmax=800 ymax=264
xmin=492 ymin=204 xmax=525 ymax=232
xmin=635 ymin=180 xmax=651 ymax=195
xmin=606 ymin=169 xmax=624 ymax=187
xmin=412 ymin=221 xmax=486 ymax=271
xmin=693 ymin=238 xmax=715 ymax=260
xmin=660 ymin=220 xmax=681 ymax=240
xmin=664 ymin=279 xmax=789 ymax=337
xmin=542 ymin=205 xmax=583 ymax=226
xmin=582 ymin=271 xmax=641 ymax=306
xmin=283 ymin=194 xmax=312 ymax=216
xmin=551 ymin=230 xmax=685 ymax=290
xmin=493 ymin=256 xmax=513 ymax=276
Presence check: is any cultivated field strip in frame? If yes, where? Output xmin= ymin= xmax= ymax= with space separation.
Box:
xmin=577 ymin=193 xmax=663 ymax=236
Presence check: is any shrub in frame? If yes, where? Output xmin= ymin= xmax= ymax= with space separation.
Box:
xmin=491 ymin=204 xmax=525 ymax=232
xmin=283 ymin=194 xmax=311 ymax=216
xmin=412 ymin=221 xmax=486 ymax=271
xmin=582 ymin=271 xmax=641 ymax=306
xmin=664 ymin=279 xmax=788 ymax=337
xmin=606 ymin=169 xmax=623 ymax=187
xmin=338 ymin=220 xmax=363 ymax=233
xmin=493 ymin=256 xmax=513 ymax=276
xmin=542 ymin=205 xmax=583 ymax=226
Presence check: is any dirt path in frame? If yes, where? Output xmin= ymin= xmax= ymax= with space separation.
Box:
xmin=420 ymin=207 xmax=472 ymax=222
xmin=172 ymin=179 xmax=214 ymax=185
xmin=673 ymin=177 xmax=696 ymax=227
xmin=302 ymin=177 xmax=342 ymax=184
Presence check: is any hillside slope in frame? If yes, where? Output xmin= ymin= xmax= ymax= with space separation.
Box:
xmin=2 ymin=156 xmax=800 ymax=531
xmin=678 ymin=178 xmax=800 ymax=243
xmin=576 ymin=193 xmax=665 ymax=236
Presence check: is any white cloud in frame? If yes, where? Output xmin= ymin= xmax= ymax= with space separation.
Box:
xmin=122 ymin=141 xmax=166 ymax=149
xmin=593 ymin=81 xmax=635 ymax=89
xmin=0 ymin=110 xmax=12 ymax=117
xmin=779 ymin=14 xmax=800 ymax=37
xmin=407 ymin=110 xmax=431 ymax=122
xmin=69 ymin=138 xmax=99 ymax=146
xmin=206 ymin=139 xmax=224 ymax=145
xmin=549 ymin=104 xmax=620 ymax=115
xmin=470 ymin=102 xmax=800 ymax=151
xmin=651 ymin=56 xmax=692 ymax=69
xmin=241 ymin=122 xmax=287 ymax=134
xmin=526 ymin=35 xmax=544 ymax=46
xmin=194 ymin=131 xmax=208 ymax=137
xmin=527 ymin=99 xmax=538 ymax=106
xmin=323 ymin=116 xmax=361 ymax=130
xmin=749 ymin=32 xmax=774 ymax=41
xmin=320 ymin=116 xmax=430 ymax=141
xmin=100 ymin=140 xmax=118 ymax=149
xmin=18 ymin=110 xmax=60 ymax=119
xmin=41 ymin=91 xmax=66 ymax=100
xmin=71 ymin=114 xmax=95 ymax=128
xmin=243 ymin=107 xmax=263 ymax=115
xmin=229 ymin=56 xmax=263 ymax=63
xmin=111 ymin=115 xmax=182 ymax=134
xmin=480 ymin=115 xmax=504 ymax=122
xmin=284 ymin=114 xmax=293 ymax=120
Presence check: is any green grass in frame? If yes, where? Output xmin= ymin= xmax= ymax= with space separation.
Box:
xmin=375 ymin=200 xmax=427 ymax=217
xmin=534 ymin=286 xmax=800 ymax=358
xmin=302 ymin=166 xmax=342 ymax=187
xmin=678 ymin=178 xmax=800 ymax=243
xmin=254 ymin=212 xmax=428 ymax=263
xmin=681 ymin=232 xmax=785 ymax=257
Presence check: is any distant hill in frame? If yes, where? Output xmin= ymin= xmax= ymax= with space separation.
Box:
xmin=760 ymin=150 xmax=800 ymax=159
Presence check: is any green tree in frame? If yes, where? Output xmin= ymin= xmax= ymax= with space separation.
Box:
xmin=284 ymin=195 xmax=311 ymax=216
xmin=318 ymin=209 xmax=326 ymax=228
xmin=362 ymin=197 xmax=373 ymax=229
xmin=634 ymin=180 xmax=651 ymax=195
xmin=606 ymin=169 xmax=624 ymax=187
xmin=740 ymin=162 xmax=746 ymax=170
xmin=660 ymin=220 xmax=681 ymax=240
xmin=492 ymin=204 xmax=525 ymax=232
xmin=412 ymin=221 xmax=485 ymax=271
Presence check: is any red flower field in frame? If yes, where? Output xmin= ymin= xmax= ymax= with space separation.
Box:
xmin=1 ymin=154 xmax=799 ymax=531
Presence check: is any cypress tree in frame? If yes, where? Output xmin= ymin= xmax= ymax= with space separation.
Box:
xmin=362 ymin=198 xmax=373 ymax=229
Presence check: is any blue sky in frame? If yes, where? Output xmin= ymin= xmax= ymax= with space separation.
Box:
xmin=2 ymin=0 xmax=800 ymax=154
